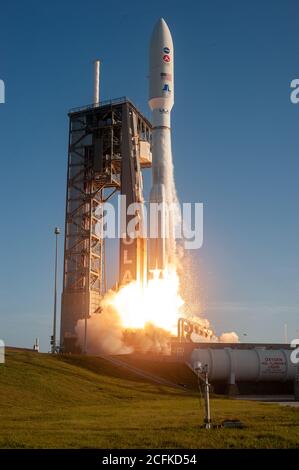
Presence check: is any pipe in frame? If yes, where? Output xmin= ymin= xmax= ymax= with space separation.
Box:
xmin=52 ymin=227 xmax=60 ymax=353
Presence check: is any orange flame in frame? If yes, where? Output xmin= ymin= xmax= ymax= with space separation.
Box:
xmin=105 ymin=266 xmax=184 ymax=334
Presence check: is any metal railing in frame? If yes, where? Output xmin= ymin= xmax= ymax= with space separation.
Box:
xmin=69 ymin=96 xmax=129 ymax=114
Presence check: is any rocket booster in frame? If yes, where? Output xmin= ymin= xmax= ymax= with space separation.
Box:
xmin=148 ymin=18 xmax=175 ymax=272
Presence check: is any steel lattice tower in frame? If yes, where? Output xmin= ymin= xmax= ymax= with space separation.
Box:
xmin=60 ymin=97 xmax=151 ymax=353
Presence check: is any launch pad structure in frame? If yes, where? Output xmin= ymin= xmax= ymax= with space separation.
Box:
xmin=60 ymin=97 xmax=152 ymax=353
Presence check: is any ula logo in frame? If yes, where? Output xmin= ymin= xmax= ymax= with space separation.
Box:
xmin=162 ymin=84 xmax=171 ymax=93
xmin=290 ymin=79 xmax=299 ymax=104
xmin=0 ymin=79 xmax=5 ymax=104
xmin=290 ymin=339 xmax=299 ymax=365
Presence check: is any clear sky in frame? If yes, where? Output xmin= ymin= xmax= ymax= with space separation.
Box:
xmin=0 ymin=0 xmax=298 ymax=351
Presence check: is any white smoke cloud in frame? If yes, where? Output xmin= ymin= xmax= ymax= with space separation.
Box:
xmin=75 ymin=296 xmax=239 ymax=355
xmin=219 ymin=332 xmax=239 ymax=343
xmin=75 ymin=288 xmax=174 ymax=356
xmin=124 ymin=324 xmax=171 ymax=355
xmin=75 ymin=305 xmax=132 ymax=356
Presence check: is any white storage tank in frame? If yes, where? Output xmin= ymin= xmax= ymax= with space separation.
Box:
xmin=191 ymin=347 xmax=297 ymax=383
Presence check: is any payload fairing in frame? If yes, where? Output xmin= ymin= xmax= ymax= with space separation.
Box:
xmin=148 ymin=18 xmax=176 ymax=273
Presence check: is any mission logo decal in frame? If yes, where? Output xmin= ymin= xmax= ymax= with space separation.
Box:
xmin=163 ymin=47 xmax=170 ymax=54
xmin=163 ymin=54 xmax=171 ymax=63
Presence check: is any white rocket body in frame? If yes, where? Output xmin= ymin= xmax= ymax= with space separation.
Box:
xmin=148 ymin=18 xmax=175 ymax=272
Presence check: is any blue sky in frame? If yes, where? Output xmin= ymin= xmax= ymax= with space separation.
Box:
xmin=0 ymin=0 xmax=298 ymax=351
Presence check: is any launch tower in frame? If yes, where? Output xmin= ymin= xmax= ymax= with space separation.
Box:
xmin=60 ymin=98 xmax=151 ymax=352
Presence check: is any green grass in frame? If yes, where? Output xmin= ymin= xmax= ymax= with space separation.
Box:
xmin=0 ymin=349 xmax=298 ymax=448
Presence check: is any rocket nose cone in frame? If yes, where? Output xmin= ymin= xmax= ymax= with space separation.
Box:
xmin=150 ymin=17 xmax=173 ymax=57
xmin=151 ymin=18 xmax=171 ymax=42
xmin=149 ymin=17 xmax=174 ymax=109
xmin=157 ymin=17 xmax=168 ymax=29
xmin=160 ymin=17 xmax=170 ymax=30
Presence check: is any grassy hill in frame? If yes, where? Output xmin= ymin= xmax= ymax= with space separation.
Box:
xmin=0 ymin=349 xmax=298 ymax=448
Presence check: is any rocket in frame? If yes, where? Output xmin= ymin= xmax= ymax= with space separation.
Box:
xmin=148 ymin=18 xmax=175 ymax=273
